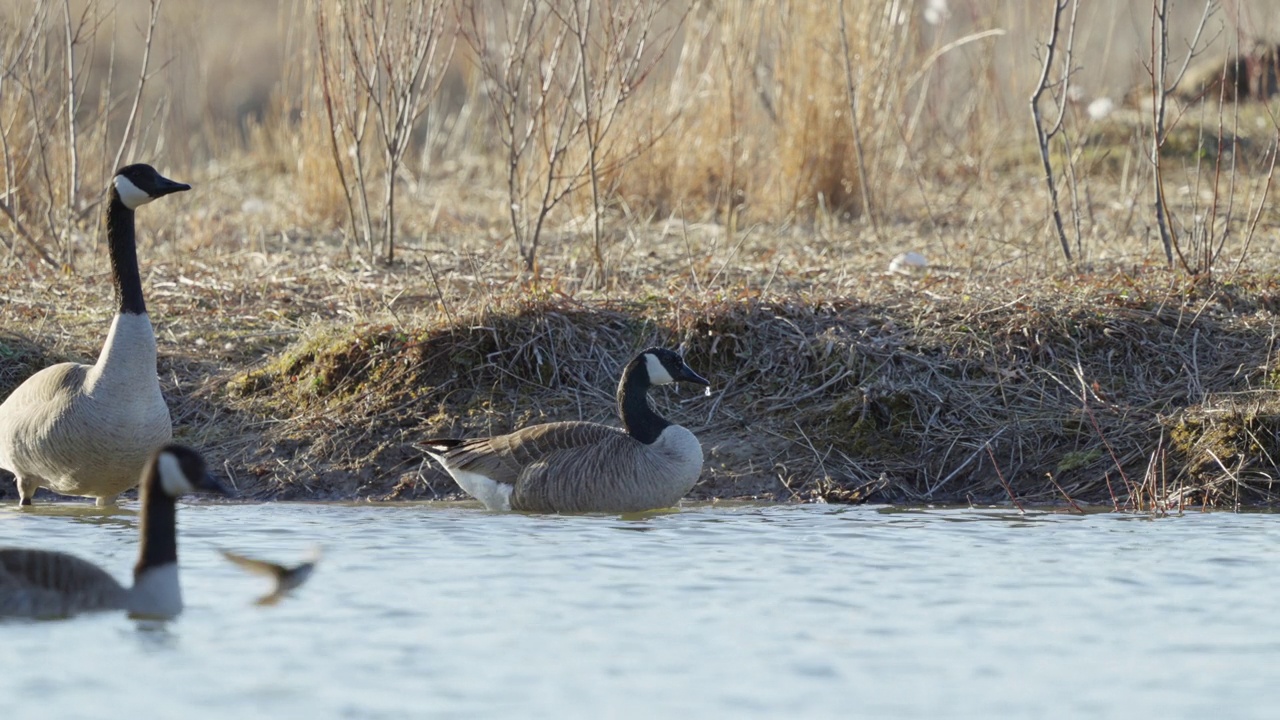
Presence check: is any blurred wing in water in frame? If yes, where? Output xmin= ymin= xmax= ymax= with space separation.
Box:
xmin=220 ymin=547 xmax=320 ymax=606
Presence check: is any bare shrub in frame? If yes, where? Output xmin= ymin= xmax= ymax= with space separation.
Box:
xmin=1029 ymin=0 xmax=1081 ymax=264
xmin=1148 ymin=0 xmax=1215 ymax=270
xmin=0 ymin=0 xmax=164 ymax=268
xmin=1139 ymin=0 xmax=1280 ymax=276
xmin=460 ymin=0 xmax=678 ymax=279
xmin=311 ymin=0 xmax=456 ymax=265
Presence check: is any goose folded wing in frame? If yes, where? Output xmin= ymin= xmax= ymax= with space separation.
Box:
xmin=447 ymin=422 xmax=627 ymax=486
xmin=0 ymin=549 xmax=128 ymax=617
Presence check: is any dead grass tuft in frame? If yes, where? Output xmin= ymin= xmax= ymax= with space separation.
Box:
xmin=0 ymin=331 xmax=65 ymax=398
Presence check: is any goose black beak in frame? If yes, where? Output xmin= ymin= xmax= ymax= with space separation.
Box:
xmin=198 ymin=472 xmax=235 ymax=498
xmin=153 ymin=177 xmax=192 ymax=197
xmin=678 ymin=364 xmax=710 ymax=386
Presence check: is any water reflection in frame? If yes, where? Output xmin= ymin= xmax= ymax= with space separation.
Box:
xmin=130 ymin=619 xmax=179 ymax=651
xmin=0 ymin=503 xmax=1277 ymax=718
xmin=0 ymin=502 xmax=137 ymax=531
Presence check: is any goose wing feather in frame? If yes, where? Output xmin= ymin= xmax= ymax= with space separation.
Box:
xmin=0 ymin=362 xmax=85 ymax=410
xmin=0 ymin=364 xmax=88 ymax=462
xmin=439 ymin=421 xmax=626 ymax=486
xmin=220 ymin=549 xmax=318 ymax=606
xmin=0 ymin=548 xmax=128 ymax=618
xmin=219 ymin=550 xmax=286 ymax=578
xmin=509 ymin=430 xmax=665 ymax=512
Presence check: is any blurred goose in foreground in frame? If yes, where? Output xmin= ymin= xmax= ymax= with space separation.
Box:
xmin=0 ymin=445 xmax=229 ymax=619
xmin=421 ymin=347 xmax=711 ymax=514
xmin=0 ymin=164 xmax=191 ymax=506
xmin=220 ymin=546 xmax=321 ymax=606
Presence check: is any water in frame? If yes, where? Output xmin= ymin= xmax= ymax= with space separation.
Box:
xmin=1 ymin=502 xmax=1278 ymax=719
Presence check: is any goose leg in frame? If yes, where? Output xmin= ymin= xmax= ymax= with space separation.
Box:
xmin=95 ymin=494 xmax=118 ymax=508
xmin=16 ymin=476 xmax=38 ymax=506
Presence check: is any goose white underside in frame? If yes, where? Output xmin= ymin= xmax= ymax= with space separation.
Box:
xmin=444 ymin=467 xmax=513 ymax=511
xmin=128 ymin=563 xmax=182 ymax=618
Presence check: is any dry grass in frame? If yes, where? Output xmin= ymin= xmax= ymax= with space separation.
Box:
xmin=4 ymin=1 xmax=1279 ymax=266
xmin=5 ymin=2 xmax=1280 ymax=507
xmin=6 ymin=234 xmax=1280 ymax=509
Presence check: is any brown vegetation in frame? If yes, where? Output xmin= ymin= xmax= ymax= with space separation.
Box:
xmin=3 ymin=1 xmax=1280 ymax=508
xmin=207 ymin=270 xmax=1280 ymax=509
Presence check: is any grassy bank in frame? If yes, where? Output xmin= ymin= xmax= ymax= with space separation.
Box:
xmin=4 ymin=2 xmax=1280 ymax=509
xmin=6 ymin=255 xmax=1280 ymax=510
xmin=208 ymin=271 xmax=1280 ymax=509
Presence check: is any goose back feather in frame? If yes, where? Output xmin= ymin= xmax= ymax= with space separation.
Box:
xmin=0 ymin=550 xmax=129 ymax=617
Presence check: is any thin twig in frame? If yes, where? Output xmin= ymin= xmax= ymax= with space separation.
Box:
xmin=985 ymin=444 xmax=1024 ymax=513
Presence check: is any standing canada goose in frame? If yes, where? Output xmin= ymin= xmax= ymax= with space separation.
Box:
xmin=220 ymin=546 xmax=321 ymax=606
xmin=422 ymin=347 xmax=711 ymax=514
xmin=0 ymin=164 xmax=190 ymax=506
xmin=0 ymin=444 xmax=229 ymax=619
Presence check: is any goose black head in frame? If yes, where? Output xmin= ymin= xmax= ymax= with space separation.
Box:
xmin=638 ymin=348 xmax=710 ymax=387
xmin=152 ymin=444 xmax=232 ymax=499
xmin=113 ymin=164 xmax=191 ymax=210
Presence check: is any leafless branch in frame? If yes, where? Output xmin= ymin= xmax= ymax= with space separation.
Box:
xmin=110 ymin=0 xmax=161 ymax=175
xmin=463 ymin=0 xmax=679 ymax=278
xmin=1150 ymin=0 xmax=1219 ymax=271
xmin=311 ymin=0 xmax=454 ymax=268
xmin=1029 ymin=0 xmax=1078 ymax=263
xmin=837 ymin=0 xmax=878 ymax=240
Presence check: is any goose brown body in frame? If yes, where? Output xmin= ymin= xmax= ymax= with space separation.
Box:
xmin=0 ymin=164 xmax=189 ymax=506
xmin=0 ymin=317 xmax=171 ymax=503
xmin=424 ymin=348 xmax=710 ymax=514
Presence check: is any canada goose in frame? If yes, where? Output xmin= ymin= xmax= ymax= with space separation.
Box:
xmin=0 ymin=164 xmax=190 ymax=506
xmin=0 ymin=444 xmax=229 ymax=619
xmin=422 ymin=347 xmax=711 ymax=514
xmin=220 ymin=546 xmax=321 ymax=606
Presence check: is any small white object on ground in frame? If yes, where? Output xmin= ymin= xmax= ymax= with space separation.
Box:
xmin=1087 ymin=97 xmax=1114 ymax=122
xmin=888 ymin=252 xmax=929 ymax=275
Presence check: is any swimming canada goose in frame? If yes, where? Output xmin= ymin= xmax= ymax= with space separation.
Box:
xmin=220 ymin=546 xmax=321 ymax=606
xmin=0 ymin=444 xmax=229 ymax=619
xmin=0 ymin=164 xmax=190 ymax=506
xmin=422 ymin=347 xmax=711 ymax=513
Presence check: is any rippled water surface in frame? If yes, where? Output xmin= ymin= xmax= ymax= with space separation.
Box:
xmin=1 ymin=501 xmax=1278 ymax=719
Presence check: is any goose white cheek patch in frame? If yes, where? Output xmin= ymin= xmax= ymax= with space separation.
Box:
xmin=645 ymin=353 xmax=674 ymax=385
xmin=157 ymin=452 xmax=195 ymax=496
xmin=114 ymin=175 xmax=154 ymax=209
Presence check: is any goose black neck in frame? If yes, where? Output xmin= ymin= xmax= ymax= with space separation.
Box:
xmin=617 ymin=360 xmax=670 ymax=445
xmin=107 ymin=189 xmax=146 ymax=315
xmin=134 ymin=473 xmax=177 ymax=579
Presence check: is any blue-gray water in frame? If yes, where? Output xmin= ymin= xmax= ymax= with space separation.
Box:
xmin=1 ymin=502 xmax=1278 ymax=719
